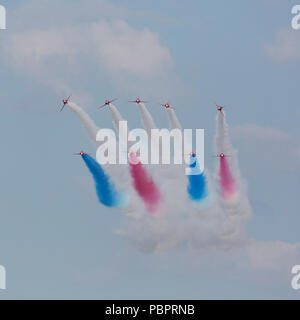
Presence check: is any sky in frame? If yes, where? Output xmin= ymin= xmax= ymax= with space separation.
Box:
xmin=0 ymin=0 xmax=300 ymax=299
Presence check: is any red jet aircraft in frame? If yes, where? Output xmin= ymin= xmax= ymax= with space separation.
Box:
xmin=160 ymin=103 xmax=175 ymax=110
xmin=215 ymin=153 xmax=231 ymax=158
xmin=214 ymin=101 xmax=224 ymax=112
xmin=73 ymin=151 xmax=90 ymax=156
xmin=128 ymin=98 xmax=148 ymax=104
xmin=60 ymin=94 xmax=72 ymax=112
xmin=98 ymin=98 xmax=118 ymax=109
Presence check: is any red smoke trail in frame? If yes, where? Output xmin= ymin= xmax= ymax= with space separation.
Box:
xmin=129 ymin=152 xmax=162 ymax=213
xmin=219 ymin=157 xmax=237 ymax=201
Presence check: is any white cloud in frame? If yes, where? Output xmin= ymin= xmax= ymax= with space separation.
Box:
xmin=264 ymin=28 xmax=300 ymax=63
xmin=4 ymin=21 xmax=173 ymax=78
xmin=0 ymin=0 xmax=178 ymax=99
xmin=5 ymin=20 xmax=172 ymax=78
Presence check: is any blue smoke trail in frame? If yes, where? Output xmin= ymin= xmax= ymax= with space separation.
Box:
xmin=187 ymin=155 xmax=208 ymax=202
xmin=81 ymin=154 xmax=128 ymax=208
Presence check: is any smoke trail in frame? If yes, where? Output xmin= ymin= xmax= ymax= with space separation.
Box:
xmin=137 ymin=103 xmax=156 ymax=134
xmin=135 ymin=102 xmax=166 ymax=176
xmin=107 ymin=102 xmax=142 ymax=165
xmin=128 ymin=152 xmax=162 ymax=213
xmin=187 ymin=155 xmax=208 ymax=202
xmin=215 ymin=111 xmax=230 ymax=154
xmin=166 ymin=108 xmax=182 ymax=130
xmin=219 ymin=156 xmax=237 ymax=201
xmin=214 ymin=110 xmax=251 ymax=220
xmin=67 ymin=102 xmax=100 ymax=147
xmin=108 ymin=103 xmax=124 ymax=134
xmin=81 ymin=153 xmax=128 ymax=209
xmin=214 ymin=110 xmax=242 ymax=187
xmin=214 ymin=111 xmax=240 ymax=180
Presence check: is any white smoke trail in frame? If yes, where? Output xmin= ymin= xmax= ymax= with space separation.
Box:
xmin=214 ymin=111 xmax=240 ymax=181
xmin=214 ymin=110 xmax=251 ymax=224
xmin=163 ymin=108 xmax=186 ymax=179
xmin=134 ymin=102 xmax=160 ymax=173
xmin=107 ymin=102 xmax=141 ymax=160
xmin=166 ymin=108 xmax=182 ymax=130
xmin=136 ymin=103 xmax=156 ymax=134
xmin=108 ymin=103 xmax=124 ymax=134
xmin=215 ymin=111 xmax=230 ymax=155
xmin=67 ymin=102 xmax=100 ymax=148
xmin=108 ymin=103 xmax=129 ymax=156
xmin=135 ymin=103 xmax=184 ymax=184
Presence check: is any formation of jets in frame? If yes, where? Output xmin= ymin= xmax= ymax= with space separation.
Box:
xmin=74 ymin=150 xmax=232 ymax=160
xmin=74 ymin=150 xmax=232 ymax=159
xmin=61 ymin=95 xmax=226 ymax=114
xmin=186 ymin=152 xmax=232 ymax=160
xmin=185 ymin=152 xmax=231 ymax=158
xmin=62 ymin=95 xmax=229 ymax=159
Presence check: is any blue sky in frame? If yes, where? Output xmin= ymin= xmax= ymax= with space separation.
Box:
xmin=0 ymin=0 xmax=300 ymax=299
